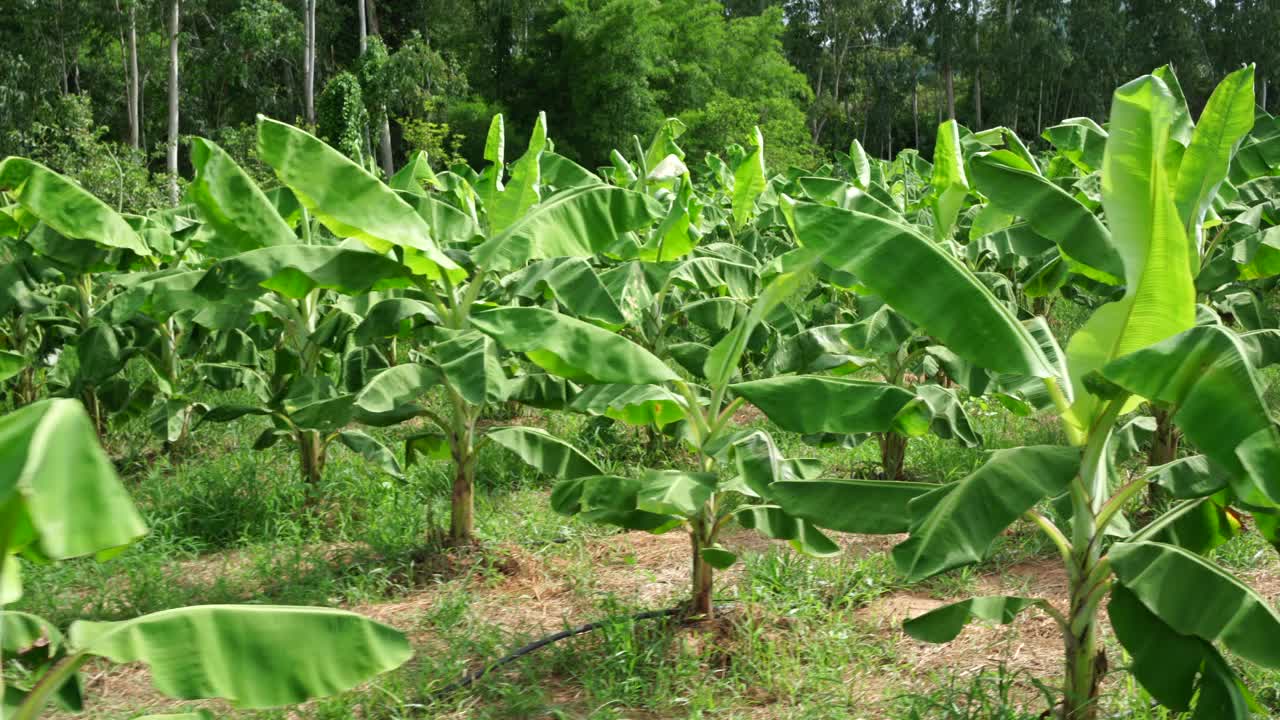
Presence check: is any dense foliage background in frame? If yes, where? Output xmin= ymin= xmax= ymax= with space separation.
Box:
xmin=2 ymin=0 xmax=1276 ymax=210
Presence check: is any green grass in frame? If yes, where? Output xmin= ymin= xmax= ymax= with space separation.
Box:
xmin=19 ymin=387 xmax=1280 ymax=720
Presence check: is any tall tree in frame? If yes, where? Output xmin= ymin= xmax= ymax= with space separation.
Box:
xmin=364 ymin=0 xmax=394 ymax=176
xmin=922 ymin=0 xmax=967 ymax=120
xmin=971 ymin=0 xmax=982 ymax=127
xmin=303 ymin=0 xmax=317 ymax=125
xmin=115 ymin=0 xmax=141 ymax=148
xmin=166 ymin=0 xmax=180 ymax=204
xmin=357 ymin=0 xmax=367 ymax=52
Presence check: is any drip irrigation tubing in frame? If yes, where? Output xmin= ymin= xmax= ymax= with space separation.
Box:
xmin=431 ymin=603 xmax=734 ymax=698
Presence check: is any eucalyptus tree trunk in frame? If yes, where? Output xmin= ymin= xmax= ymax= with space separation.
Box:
xmin=361 ymin=0 xmax=395 ymax=178
xmin=973 ymin=11 xmax=982 ymax=128
xmin=55 ymin=0 xmax=68 ymax=94
xmin=912 ymin=78 xmax=920 ymax=149
xmin=139 ymin=68 xmax=149 ymax=149
xmin=115 ymin=0 xmax=140 ymax=148
xmin=166 ymin=0 xmax=180 ymax=205
xmin=378 ymin=119 xmax=394 ymax=177
xmin=974 ymin=69 xmax=983 ymax=128
xmin=1036 ymin=78 xmax=1044 ymax=137
xmin=303 ymin=0 xmax=316 ymax=126
xmin=944 ymin=62 xmax=956 ymax=119
xmin=357 ymin=0 xmax=376 ymax=164
xmin=128 ymin=3 xmax=140 ymax=147
xmin=357 ymin=0 xmax=367 ymax=52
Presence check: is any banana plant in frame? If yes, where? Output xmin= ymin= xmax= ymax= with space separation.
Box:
xmin=526 ymin=265 xmax=864 ymax=619
xmin=0 ymin=398 xmax=413 ymax=717
xmin=237 ymin=112 xmax=676 ymax=542
xmin=752 ymin=297 xmax=983 ymax=480
xmin=0 ymin=159 xmax=214 ymax=449
xmin=588 ymin=126 xmax=810 ymax=462
xmin=170 ymin=137 xmax=424 ymax=488
xmin=771 ymin=72 xmax=1280 ymax=719
xmin=972 ymin=65 xmax=1259 ymax=472
xmin=0 ymin=158 xmax=166 ymax=437
xmin=772 ymin=171 xmax=1009 ymax=479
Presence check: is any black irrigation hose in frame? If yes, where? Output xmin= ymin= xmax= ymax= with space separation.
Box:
xmin=432 ymin=603 xmax=734 ymax=698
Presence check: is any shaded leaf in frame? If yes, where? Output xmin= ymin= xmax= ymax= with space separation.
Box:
xmin=903 ymin=596 xmax=1047 ymax=643
xmin=486 ymin=426 xmax=602 ymax=480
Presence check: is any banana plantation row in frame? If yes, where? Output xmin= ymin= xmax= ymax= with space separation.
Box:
xmin=3 ymin=64 xmax=1280 ymax=719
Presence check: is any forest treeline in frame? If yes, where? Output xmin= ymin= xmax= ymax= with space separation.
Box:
xmin=1 ymin=0 xmax=1275 ymax=210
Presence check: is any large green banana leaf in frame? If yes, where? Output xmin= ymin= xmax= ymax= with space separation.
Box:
xmin=1108 ymin=583 xmax=1216 ymax=712
xmin=399 ymin=192 xmax=484 ymax=246
xmin=969 ymin=153 xmax=1122 ymax=281
xmin=791 ymin=202 xmax=1049 ymax=378
xmin=353 ymin=364 xmax=440 ymax=415
xmin=0 ymin=399 xmax=146 ymax=561
xmin=188 ymin=138 xmax=296 ymax=255
xmin=388 ymin=151 xmax=439 ymax=195
xmin=194 ymin=245 xmax=413 ymax=301
xmin=569 ymin=384 xmax=686 ymax=427
xmin=1173 ymin=65 xmax=1255 ymax=262
xmin=637 ymin=470 xmax=717 ymax=517
xmin=334 ymin=430 xmax=403 ymax=478
xmin=0 ymin=351 xmax=27 ymax=384
xmin=504 ymin=257 xmax=626 ymax=327
xmin=892 ymin=446 xmax=1081 ymax=581
xmin=770 ymin=479 xmax=936 ymax=534
xmin=1147 ymin=455 xmax=1223 ymax=499
xmin=848 ymin=139 xmax=871 ymax=189
xmin=432 ymin=329 xmax=510 ymax=405
xmin=552 ymin=475 xmax=681 ymax=532
xmin=736 ymin=505 xmax=840 ymax=557
xmin=1064 ymin=74 xmax=1197 ymax=433
xmin=1110 ymin=541 xmax=1280 ymax=669
xmin=903 ymin=596 xmax=1049 ymax=643
xmin=540 ymin=152 xmax=603 ymax=190
xmin=256 ymin=117 xmax=459 ymax=280
xmin=353 ymin=297 xmax=440 ymax=343
xmin=796 ymin=177 xmax=901 ymax=220
xmin=1097 ymin=325 xmax=1280 ymax=506
xmin=732 ymin=127 xmax=766 ymax=229
xmin=472 ymin=186 xmax=663 ymax=271
xmin=470 ymin=307 xmax=676 ymax=385
xmin=105 ymin=269 xmax=206 ymax=323
xmin=476 ymin=114 xmax=505 ymax=208
xmin=487 ymin=426 xmax=602 ymax=480
xmin=69 ymin=605 xmax=412 ymax=709
xmin=487 ymin=112 xmax=547 ymax=233
xmin=1043 ymin=117 xmax=1107 ymax=172
xmin=730 ymin=376 xmax=925 ymax=435
xmin=0 ymin=158 xmax=148 ymax=255
xmin=930 ymin=119 xmax=970 ymax=241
